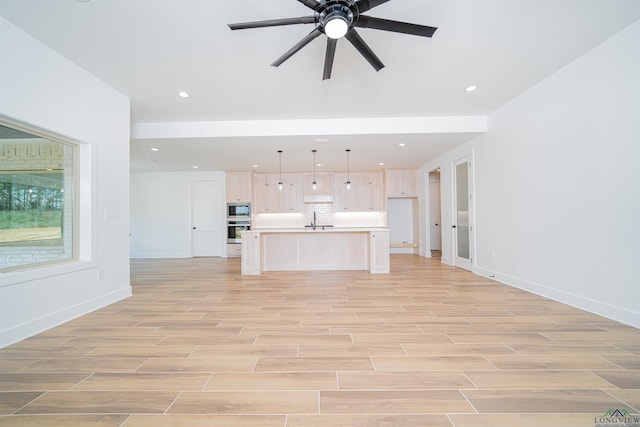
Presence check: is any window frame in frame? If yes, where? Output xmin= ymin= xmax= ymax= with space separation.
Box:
xmin=0 ymin=114 xmax=95 ymax=284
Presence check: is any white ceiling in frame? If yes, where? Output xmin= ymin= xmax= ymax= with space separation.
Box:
xmin=2 ymin=0 xmax=639 ymax=172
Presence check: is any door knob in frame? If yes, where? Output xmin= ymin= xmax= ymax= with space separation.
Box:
xmin=193 ymin=227 xmax=196 ymax=230
xmin=452 ymin=225 xmax=457 ymax=228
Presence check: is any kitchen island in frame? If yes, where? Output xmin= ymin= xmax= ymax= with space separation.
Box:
xmin=241 ymin=228 xmax=390 ymax=275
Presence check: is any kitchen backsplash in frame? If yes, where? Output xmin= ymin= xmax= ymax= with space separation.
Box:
xmin=253 ymin=203 xmax=386 ymax=229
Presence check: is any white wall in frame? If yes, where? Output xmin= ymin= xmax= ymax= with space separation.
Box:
xmin=130 ymin=171 xmax=225 ymax=258
xmin=0 ymin=17 xmax=132 ymax=347
xmin=424 ymin=20 xmax=640 ymax=327
xmin=388 ymin=198 xmax=418 ymax=254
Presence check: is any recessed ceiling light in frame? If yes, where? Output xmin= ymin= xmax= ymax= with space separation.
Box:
xmin=399 ymin=143 xmax=406 ymax=147
xmin=253 ymin=164 xmax=259 ymax=168
xmin=178 ymin=91 xmax=190 ymax=98
xmin=316 ymin=163 xmax=322 ymax=167
xmin=465 ymin=85 xmax=477 ymax=92
xmin=379 ymin=162 xmax=385 ymax=166
xmin=192 ymin=165 xmax=198 ymax=169
xmin=151 ymin=147 xmax=159 ymax=152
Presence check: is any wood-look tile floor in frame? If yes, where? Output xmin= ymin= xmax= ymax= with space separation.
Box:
xmin=1 ymin=255 xmax=639 ymax=426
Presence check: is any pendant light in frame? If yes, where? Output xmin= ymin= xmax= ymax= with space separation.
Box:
xmin=345 ymin=149 xmax=351 ymax=190
xmin=311 ymin=149 xmax=317 ymax=191
xmin=277 ymin=150 xmax=283 ymax=191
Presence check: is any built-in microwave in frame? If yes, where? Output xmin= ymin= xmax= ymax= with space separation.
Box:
xmin=227 ymin=203 xmax=250 ymax=219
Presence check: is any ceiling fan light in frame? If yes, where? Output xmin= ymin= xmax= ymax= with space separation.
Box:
xmin=325 ymin=15 xmax=349 ymax=39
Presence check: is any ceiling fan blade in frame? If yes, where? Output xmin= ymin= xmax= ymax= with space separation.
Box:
xmin=323 ymin=38 xmax=338 ymax=80
xmin=297 ymin=0 xmax=322 ymax=11
xmin=271 ymin=28 xmax=323 ymax=67
xmin=356 ymin=15 xmax=437 ymax=37
xmin=229 ymin=16 xmax=315 ymax=30
xmin=345 ymin=29 xmax=384 ymax=72
xmin=356 ymin=0 xmax=391 ymax=13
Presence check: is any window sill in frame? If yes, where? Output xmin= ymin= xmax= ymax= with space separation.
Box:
xmin=0 ymin=258 xmax=97 ymax=287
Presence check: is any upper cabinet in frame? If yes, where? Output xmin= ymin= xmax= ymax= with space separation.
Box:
xmin=303 ymin=172 xmax=333 ymax=203
xmin=333 ymin=173 xmax=356 ymax=212
xmin=253 ymin=173 xmax=280 ymax=213
xmin=385 ymin=168 xmax=420 ymax=197
xmin=280 ymin=173 xmax=304 ymax=212
xmin=226 ymin=171 xmax=253 ymax=203
xmin=253 ymin=173 xmax=304 ymax=213
xmin=357 ymin=171 xmax=383 ymax=187
xmin=356 ymin=171 xmax=384 ymax=211
xmin=333 ymin=171 xmax=383 ymax=212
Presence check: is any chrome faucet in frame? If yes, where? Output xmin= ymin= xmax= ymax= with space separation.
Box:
xmin=311 ymin=211 xmax=316 ymax=230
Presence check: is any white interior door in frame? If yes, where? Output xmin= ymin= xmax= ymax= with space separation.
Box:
xmin=453 ymin=157 xmax=473 ymax=270
xmin=191 ymin=180 xmax=225 ymax=257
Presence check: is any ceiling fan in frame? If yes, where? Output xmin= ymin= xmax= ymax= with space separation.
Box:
xmin=228 ymin=0 xmax=437 ymax=80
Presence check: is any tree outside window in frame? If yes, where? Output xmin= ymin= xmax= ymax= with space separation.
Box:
xmin=0 ymin=124 xmax=76 ymax=270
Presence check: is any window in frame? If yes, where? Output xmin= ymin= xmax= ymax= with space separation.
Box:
xmin=0 ymin=122 xmax=77 ymax=271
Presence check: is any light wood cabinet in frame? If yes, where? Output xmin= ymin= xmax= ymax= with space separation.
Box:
xmin=355 ymin=171 xmax=383 ymax=212
xmin=385 ymin=168 xmax=420 ymax=197
xmin=226 ymin=171 xmax=253 ymax=203
xmin=241 ymin=231 xmax=261 ymax=274
xmin=357 ymin=171 xmax=383 ymax=186
xmin=333 ymin=171 xmax=383 ymax=213
xmin=253 ymin=173 xmax=303 ymax=213
xmin=243 ymin=229 xmax=389 ymax=275
xmin=370 ymin=229 xmax=390 ymax=273
xmin=356 ymin=171 xmax=384 ymax=213
xmin=253 ymin=173 xmax=280 ymax=213
xmin=333 ymin=173 xmax=356 ymax=212
xmin=280 ymin=173 xmax=304 ymax=213
xmin=303 ymin=172 xmax=333 ymax=202
xmin=357 ymin=183 xmax=383 ymax=211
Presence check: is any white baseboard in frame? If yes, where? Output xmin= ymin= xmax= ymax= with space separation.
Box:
xmin=0 ymin=287 xmax=132 ymax=349
xmin=130 ymin=251 xmax=191 ymax=258
xmin=474 ymin=266 xmax=640 ymax=329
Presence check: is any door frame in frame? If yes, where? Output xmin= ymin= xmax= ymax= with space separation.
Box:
xmin=427 ymin=168 xmax=442 ymax=254
xmin=190 ymin=179 xmax=226 ymax=257
xmin=452 ymin=154 xmax=475 ymax=271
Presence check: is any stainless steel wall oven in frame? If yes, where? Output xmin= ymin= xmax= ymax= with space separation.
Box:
xmin=227 ymin=220 xmax=251 ymax=244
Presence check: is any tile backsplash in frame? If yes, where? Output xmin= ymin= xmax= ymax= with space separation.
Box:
xmin=253 ymin=203 xmax=386 ymax=229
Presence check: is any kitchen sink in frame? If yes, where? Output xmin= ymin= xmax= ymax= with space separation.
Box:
xmin=304 ymin=224 xmax=334 ymax=230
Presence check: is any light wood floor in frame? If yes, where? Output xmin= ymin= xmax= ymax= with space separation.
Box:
xmin=1 ymin=255 xmax=639 ymax=426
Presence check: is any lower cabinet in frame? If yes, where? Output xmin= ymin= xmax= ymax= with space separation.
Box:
xmin=241 ymin=231 xmax=261 ymax=274
xmin=241 ymin=230 xmax=390 ymax=274
xmin=227 ymin=243 xmax=241 ymax=257
xmin=262 ymin=232 xmax=369 ymax=271
xmin=370 ymin=230 xmax=390 ymax=273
